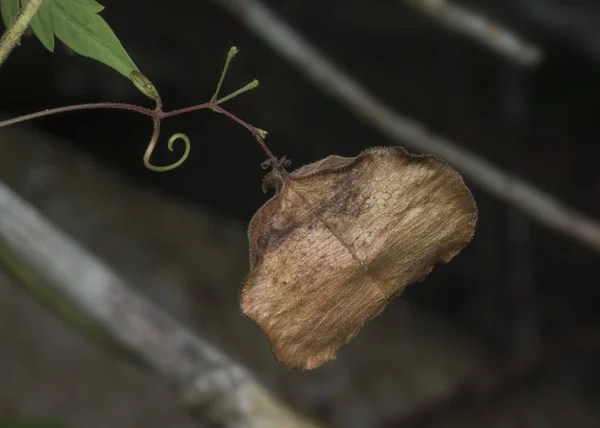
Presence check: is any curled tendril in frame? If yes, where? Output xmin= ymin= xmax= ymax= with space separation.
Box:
xmin=143 ymin=119 xmax=191 ymax=172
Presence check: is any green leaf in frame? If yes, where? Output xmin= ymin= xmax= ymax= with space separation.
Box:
xmin=20 ymin=0 xmax=54 ymax=50
xmin=16 ymin=0 xmax=139 ymax=78
xmin=1 ymin=0 xmax=20 ymax=28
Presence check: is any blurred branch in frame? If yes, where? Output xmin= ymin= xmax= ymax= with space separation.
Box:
xmin=0 ymin=181 xmax=320 ymax=428
xmin=210 ymin=0 xmax=600 ymax=254
xmin=406 ymin=0 xmax=542 ymax=66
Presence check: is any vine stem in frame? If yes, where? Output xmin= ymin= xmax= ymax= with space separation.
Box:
xmin=1 ymin=32 xmax=278 ymax=171
xmin=0 ymin=100 xmax=280 ymax=170
xmin=164 ymin=103 xmax=278 ymax=165
xmin=0 ymin=103 xmax=154 ymax=127
xmin=0 ymin=0 xmax=47 ymax=67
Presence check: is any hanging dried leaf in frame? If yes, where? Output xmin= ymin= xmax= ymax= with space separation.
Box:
xmin=241 ymin=146 xmax=477 ymax=370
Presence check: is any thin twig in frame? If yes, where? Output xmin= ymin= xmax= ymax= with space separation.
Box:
xmin=209 ymin=0 xmax=600 ymax=254
xmin=406 ymin=0 xmax=542 ymax=66
xmin=0 ymin=0 xmax=46 ymax=67
xmin=0 ymin=181 xmax=321 ymax=428
xmin=0 ymin=97 xmax=277 ymax=171
xmin=0 ymin=103 xmax=153 ymax=128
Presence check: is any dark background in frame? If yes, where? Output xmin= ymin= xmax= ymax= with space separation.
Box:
xmin=1 ymin=0 xmax=600 ymax=427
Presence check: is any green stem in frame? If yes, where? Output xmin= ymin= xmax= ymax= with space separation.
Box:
xmin=210 ymin=46 xmax=238 ymax=102
xmin=216 ymin=79 xmax=259 ymax=105
xmin=0 ymin=0 xmax=47 ymax=67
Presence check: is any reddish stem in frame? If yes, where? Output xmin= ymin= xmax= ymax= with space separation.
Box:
xmin=0 ymin=103 xmax=155 ymax=128
xmin=0 ymin=100 xmax=279 ymax=167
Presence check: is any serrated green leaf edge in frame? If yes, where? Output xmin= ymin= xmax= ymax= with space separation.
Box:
xmin=7 ymin=0 xmax=139 ymax=78
xmin=54 ymin=0 xmax=138 ymax=77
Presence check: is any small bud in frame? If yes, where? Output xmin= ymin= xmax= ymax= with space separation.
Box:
xmin=257 ymin=128 xmax=268 ymax=138
xmin=131 ymin=71 xmax=160 ymax=101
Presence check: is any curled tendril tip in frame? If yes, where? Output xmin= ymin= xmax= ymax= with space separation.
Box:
xmin=143 ymin=120 xmax=191 ymax=172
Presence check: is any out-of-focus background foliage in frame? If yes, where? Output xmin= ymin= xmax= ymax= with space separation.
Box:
xmin=1 ymin=0 xmax=600 ymax=427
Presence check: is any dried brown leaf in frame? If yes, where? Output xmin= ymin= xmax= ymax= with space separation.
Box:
xmin=241 ymin=146 xmax=477 ymax=370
